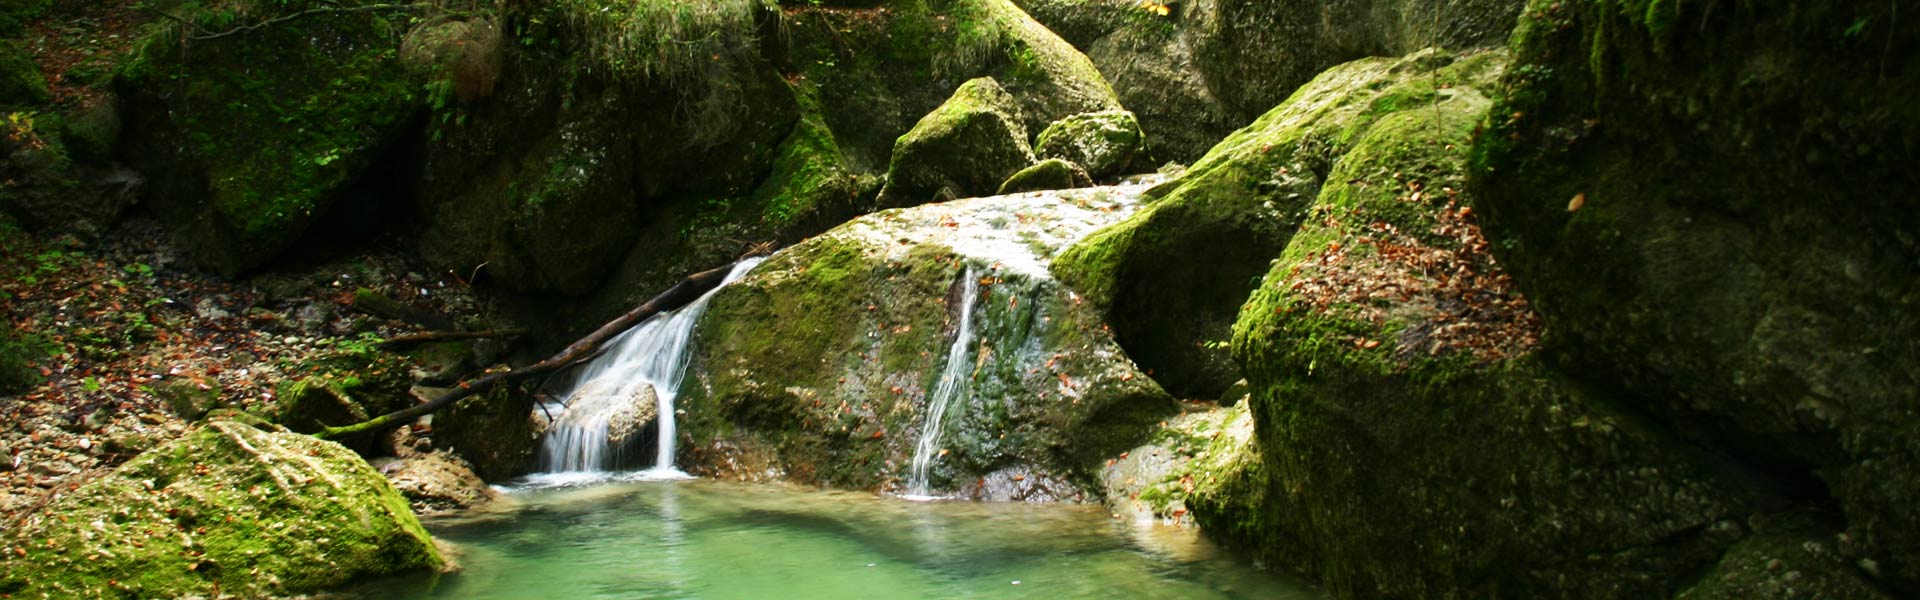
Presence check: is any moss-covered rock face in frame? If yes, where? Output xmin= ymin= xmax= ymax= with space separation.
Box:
xmin=877 ymin=77 xmax=1037 ymax=205
xmin=117 ymin=2 xmax=420 ymax=276
xmin=1189 ymin=0 xmax=1522 ymax=121
xmin=1472 ymin=0 xmax=1920 ymax=589
xmin=1019 ymin=0 xmax=1520 ymax=162
xmin=1054 ymin=49 xmax=1507 ymax=400
xmin=0 ymin=419 xmax=442 ymax=598
xmin=683 ymin=182 xmax=1175 ymax=494
xmin=1206 ymin=48 xmax=1792 ymax=597
xmin=1677 ymin=511 xmax=1893 ymax=600
xmin=433 ymin=383 xmax=540 ymax=481
xmin=414 ymin=8 xmax=800 ymax=298
xmin=996 ymin=157 xmax=1091 ymax=194
xmin=1033 ymin=109 xmax=1142 ymax=179
xmin=423 ymin=0 xmax=1120 ymax=341
xmin=0 ymin=39 xmax=48 ymax=106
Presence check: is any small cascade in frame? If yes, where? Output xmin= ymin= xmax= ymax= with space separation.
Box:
xmin=536 ymin=257 xmax=766 ymax=478
xmin=904 ymin=267 xmax=982 ymax=498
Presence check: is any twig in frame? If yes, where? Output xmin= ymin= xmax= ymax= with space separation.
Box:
xmin=375 ymin=329 xmax=528 ymax=349
xmin=148 ymin=4 xmax=425 ymax=42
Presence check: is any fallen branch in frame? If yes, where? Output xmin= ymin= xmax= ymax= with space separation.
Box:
xmin=316 ymin=261 xmax=746 ymax=440
xmin=149 ymin=4 xmax=425 ymax=41
xmin=376 ymin=329 xmax=528 ymax=349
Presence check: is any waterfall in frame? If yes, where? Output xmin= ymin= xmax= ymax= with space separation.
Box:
xmin=904 ymin=267 xmax=981 ymax=498
xmin=535 ymin=257 xmax=766 ymax=479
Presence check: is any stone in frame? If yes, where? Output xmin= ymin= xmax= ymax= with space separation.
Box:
xmin=1033 ymin=110 xmax=1143 ymax=179
xmin=997 ymin=158 xmax=1093 ymax=195
xmin=380 ymin=451 xmax=499 ymax=514
xmin=1472 ymin=0 xmax=1920 ymax=587
xmin=0 ymin=420 xmax=442 ymax=598
xmin=876 ymin=77 xmax=1037 ymax=206
xmin=684 ymin=181 xmax=1175 ymax=492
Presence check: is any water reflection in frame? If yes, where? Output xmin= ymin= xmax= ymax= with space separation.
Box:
xmin=352 ymin=479 xmax=1321 ymax=599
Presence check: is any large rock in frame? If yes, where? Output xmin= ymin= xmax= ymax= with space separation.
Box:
xmin=1033 ymin=110 xmax=1143 ymax=179
xmin=434 ymin=383 xmax=540 ymax=481
xmin=116 ymin=3 xmax=419 ymax=275
xmin=1016 ymin=0 xmax=1522 ymax=162
xmin=548 ymin=378 xmax=659 ymax=467
xmin=1054 ymin=49 xmax=1509 ymax=399
xmin=1188 ymin=0 xmax=1522 ymax=120
xmin=381 ymin=451 xmax=498 ymax=514
xmin=427 ymin=0 xmax=1123 ymax=341
xmin=876 ymin=77 xmax=1037 ymax=206
xmin=682 ymin=183 xmax=1176 ymax=493
xmin=1213 ymin=59 xmax=1774 ymax=595
xmin=0 ymin=420 xmax=442 ymax=598
xmin=1472 ymin=0 xmax=1920 ymax=590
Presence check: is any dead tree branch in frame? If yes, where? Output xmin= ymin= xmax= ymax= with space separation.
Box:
xmin=316 ymin=261 xmax=747 ymax=440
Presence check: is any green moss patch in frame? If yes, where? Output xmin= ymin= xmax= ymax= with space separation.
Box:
xmin=0 ymin=420 xmax=442 ymax=598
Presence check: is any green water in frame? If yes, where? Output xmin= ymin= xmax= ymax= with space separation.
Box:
xmin=354 ymin=479 xmax=1320 ymax=599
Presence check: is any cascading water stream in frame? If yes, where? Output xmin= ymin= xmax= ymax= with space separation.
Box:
xmin=903 ymin=267 xmax=981 ymax=498
xmin=534 ymin=257 xmax=766 ymax=480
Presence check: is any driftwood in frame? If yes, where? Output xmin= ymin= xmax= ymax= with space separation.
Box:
xmin=376 ymin=329 xmax=528 ymax=349
xmin=316 ymin=262 xmax=745 ymax=440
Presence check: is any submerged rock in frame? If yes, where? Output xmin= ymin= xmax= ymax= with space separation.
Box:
xmin=0 ymin=420 xmax=442 ymax=598
xmin=683 ymin=182 xmax=1176 ymax=494
xmin=878 ymin=77 xmax=1037 ymax=206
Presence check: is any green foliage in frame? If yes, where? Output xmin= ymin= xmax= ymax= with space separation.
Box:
xmin=548 ymin=0 xmax=771 ymax=146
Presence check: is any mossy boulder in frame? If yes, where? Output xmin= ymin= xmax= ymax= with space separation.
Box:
xmin=683 ymin=183 xmax=1175 ymax=493
xmin=116 ymin=3 xmax=420 ymax=276
xmin=0 ymin=39 xmax=48 ymax=106
xmin=1033 ymin=109 xmax=1143 ymax=179
xmin=1189 ymin=0 xmax=1522 ymax=120
xmin=877 ymin=77 xmax=1037 ymax=205
xmin=1215 ymin=72 xmax=1779 ymax=596
xmin=0 ymin=107 xmax=143 ymax=236
xmin=432 ymin=383 xmax=539 ymax=481
xmin=1678 ymin=511 xmax=1892 ymax=599
xmin=997 ymin=157 xmax=1091 ymax=194
xmin=1054 ymin=49 xmax=1507 ymax=399
xmin=1472 ymin=0 xmax=1920 ymax=588
xmin=0 ymin=419 xmax=442 ymax=598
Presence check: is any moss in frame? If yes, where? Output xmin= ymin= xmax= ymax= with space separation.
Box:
xmin=750 ymin=84 xmax=871 ymax=228
xmin=877 ymin=77 xmax=1037 ymax=205
xmin=0 ymin=39 xmax=49 ymax=107
xmin=1032 ymin=109 xmax=1143 ymax=179
xmin=684 ymin=198 xmax=1172 ymax=491
xmin=117 ymin=2 xmax=419 ymax=275
xmin=1052 ymin=50 xmax=1506 ymax=399
xmin=1473 ymin=0 xmax=1920 ymax=586
xmin=0 ymin=420 xmax=441 ymax=598
xmin=996 ymin=157 xmax=1089 ymax=194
